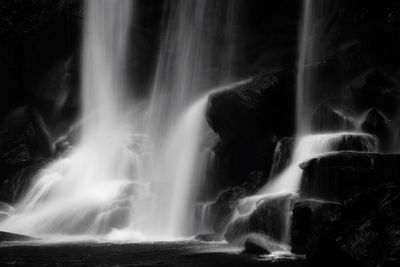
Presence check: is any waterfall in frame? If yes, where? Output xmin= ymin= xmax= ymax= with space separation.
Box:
xmin=138 ymin=0 xmax=239 ymax=239
xmin=0 ymin=0 xmax=139 ymax=237
xmin=0 ymin=0 xmax=240 ymax=241
xmin=296 ymin=0 xmax=333 ymax=134
xmin=296 ymin=0 xmax=313 ymax=134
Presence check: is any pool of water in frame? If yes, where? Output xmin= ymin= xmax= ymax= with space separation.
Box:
xmin=0 ymin=240 xmax=305 ymax=267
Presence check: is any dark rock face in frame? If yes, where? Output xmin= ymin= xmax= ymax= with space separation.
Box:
xmin=300 ymin=152 xmax=400 ymax=202
xmin=208 ymin=71 xmax=295 ymax=142
xmin=0 ymin=106 xmax=51 ymax=203
xmin=206 ymin=71 xmax=295 ymax=187
xmin=361 ymin=108 xmax=392 ymax=151
xmin=224 ymin=193 xmax=298 ymax=245
xmin=291 ymin=199 xmax=342 ymax=254
xmin=307 ymin=185 xmax=400 ymax=267
xmin=311 ymin=102 xmax=355 ymax=133
xmin=351 ymin=69 xmax=400 ymax=118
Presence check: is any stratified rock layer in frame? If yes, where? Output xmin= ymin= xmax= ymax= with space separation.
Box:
xmin=300 ymin=152 xmax=400 ymax=201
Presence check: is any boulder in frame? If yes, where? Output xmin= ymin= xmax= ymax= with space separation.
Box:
xmin=307 ymin=185 xmax=400 ymax=267
xmin=224 ymin=193 xmax=298 ymax=244
xmin=300 ymin=152 xmax=400 ymax=202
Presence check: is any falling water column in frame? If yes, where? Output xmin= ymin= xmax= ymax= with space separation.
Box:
xmin=0 ymin=0 xmax=137 ymax=237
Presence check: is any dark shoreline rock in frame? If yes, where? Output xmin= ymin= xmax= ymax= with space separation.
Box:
xmin=0 ymin=231 xmax=34 ymax=242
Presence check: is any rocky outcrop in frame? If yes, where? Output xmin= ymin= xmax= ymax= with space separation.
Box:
xmin=300 ymin=152 xmax=400 ymax=202
xmin=224 ymin=193 xmax=298 ymax=245
xmin=307 ymin=185 xmax=400 ymax=267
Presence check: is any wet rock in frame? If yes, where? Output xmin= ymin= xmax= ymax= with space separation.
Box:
xmin=0 ymin=231 xmax=34 ymax=242
xmin=291 ymin=199 xmax=342 ymax=254
xmin=300 ymin=152 xmax=400 ymax=202
xmin=269 ymin=137 xmax=295 ymax=178
xmin=207 ymin=71 xmax=295 ymax=142
xmin=307 ymin=185 xmax=400 ymax=267
xmin=206 ymin=71 xmax=295 ymax=186
xmin=361 ymin=108 xmax=392 ymax=151
xmin=243 ymin=233 xmax=289 ymax=255
xmin=205 ymin=171 xmax=266 ymax=234
xmin=194 ymin=233 xmax=224 ymax=242
xmin=224 ymin=193 xmax=298 ymax=244
xmin=311 ymin=102 xmax=354 ymax=132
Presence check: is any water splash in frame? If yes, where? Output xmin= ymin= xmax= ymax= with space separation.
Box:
xmin=0 ymin=0 xmax=241 ymax=241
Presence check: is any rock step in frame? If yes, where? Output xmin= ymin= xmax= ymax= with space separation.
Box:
xmin=300 ymin=152 xmax=400 ymax=201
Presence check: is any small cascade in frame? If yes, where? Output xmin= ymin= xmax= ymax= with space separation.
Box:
xmin=138 ymin=80 xmax=248 ymax=239
xmin=195 ymin=201 xmax=214 ymax=234
xmin=259 ymin=133 xmax=377 ymax=195
xmin=237 ymin=132 xmax=377 ymax=250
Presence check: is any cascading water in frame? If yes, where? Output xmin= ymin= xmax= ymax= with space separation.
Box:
xmin=138 ymin=0 xmax=239 ymax=239
xmin=296 ymin=0 xmax=332 ymax=134
xmin=0 ymin=0 xmax=240 ymax=241
xmin=0 ymin=0 xmax=139 ymax=238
